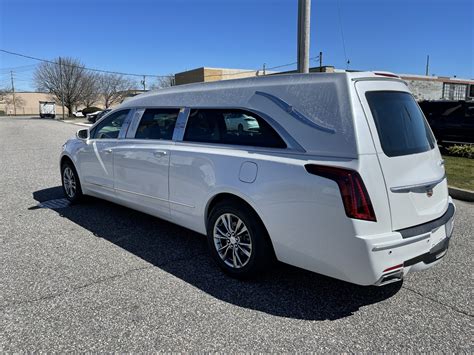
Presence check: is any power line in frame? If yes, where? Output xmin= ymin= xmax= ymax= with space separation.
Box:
xmin=2 ymin=48 xmax=323 ymax=85
xmin=0 ymin=49 xmax=172 ymax=78
xmin=201 ymin=55 xmax=320 ymax=79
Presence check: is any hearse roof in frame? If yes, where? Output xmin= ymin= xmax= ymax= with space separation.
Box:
xmin=118 ymin=72 xmax=400 ymax=158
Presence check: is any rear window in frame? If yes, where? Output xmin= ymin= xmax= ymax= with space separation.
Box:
xmin=183 ymin=109 xmax=286 ymax=148
xmin=366 ymin=91 xmax=435 ymax=157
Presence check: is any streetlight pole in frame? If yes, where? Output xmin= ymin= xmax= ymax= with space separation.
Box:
xmin=297 ymin=0 xmax=311 ymax=73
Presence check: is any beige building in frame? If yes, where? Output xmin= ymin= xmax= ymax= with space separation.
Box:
xmin=0 ymin=92 xmax=68 ymax=116
xmin=174 ymin=66 xmax=336 ymax=86
xmin=175 ymin=67 xmax=269 ymax=86
xmin=174 ymin=66 xmax=473 ymax=102
xmin=0 ymin=90 xmax=146 ymax=116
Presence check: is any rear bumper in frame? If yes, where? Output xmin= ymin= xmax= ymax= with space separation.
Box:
xmin=357 ymin=198 xmax=456 ymax=286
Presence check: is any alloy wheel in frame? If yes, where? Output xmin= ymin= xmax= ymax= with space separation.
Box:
xmin=213 ymin=213 xmax=252 ymax=269
xmin=63 ymin=166 xmax=76 ymax=198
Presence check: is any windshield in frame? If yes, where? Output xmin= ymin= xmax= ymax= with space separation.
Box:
xmin=366 ymin=91 xmax=435 ymax=157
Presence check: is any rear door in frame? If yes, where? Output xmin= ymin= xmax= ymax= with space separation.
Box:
xmin=113 ymin=108 xmax=180 ymax=216
xmin=356 ymin=80 xmax=449 ymax=230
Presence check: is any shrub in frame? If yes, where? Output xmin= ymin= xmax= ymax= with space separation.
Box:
xmin=81 ymin=107 xmax=102 ymax=116
xmin=446 ymin=144 xmax=474 ymax=159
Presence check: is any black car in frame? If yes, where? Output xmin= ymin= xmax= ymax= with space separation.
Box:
xmin=419 ymin=100 xmax=474 ymax=145
xmin=88 ymin=109 xmax=112 ymax=123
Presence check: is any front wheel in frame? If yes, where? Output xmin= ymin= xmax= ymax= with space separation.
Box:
xmin=207 ymin=201 xmax=273 ymax=278
xmin=61 ymin=162 xmax=83 ymax=203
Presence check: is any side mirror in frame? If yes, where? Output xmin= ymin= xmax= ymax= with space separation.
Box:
xmin=76 ymin=128 xmax=89 ymax=140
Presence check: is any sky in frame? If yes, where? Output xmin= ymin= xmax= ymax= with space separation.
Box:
xmin=0 ymin=0 xmax=473 ymax=91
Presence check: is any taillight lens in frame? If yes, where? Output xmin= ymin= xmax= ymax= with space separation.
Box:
xmin=305 ymin=164 xmax=377 ymax=222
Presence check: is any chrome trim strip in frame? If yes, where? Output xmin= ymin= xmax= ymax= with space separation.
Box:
xmin=115 ymin=187 xmax=195 ymax=208
xmin=372 ymin=233 xmax=431 ymax=252
xmin=126 ymin=108 xmax=145 ymax=139
xmin=390 ymin=174 xmax=446 ymax=193
xmin=351 ymin=77 xmax=408 ymax=86
xmin=83 ymin=181 xmax=114 ymax=191
xmin=173 ymin=107 xmax=190 ymax=141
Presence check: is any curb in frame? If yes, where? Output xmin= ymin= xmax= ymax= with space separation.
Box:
xmin=58 ymin=119 xmax=92 ymax=127
xmin=449 ymin=186 xmax=474 ymax=202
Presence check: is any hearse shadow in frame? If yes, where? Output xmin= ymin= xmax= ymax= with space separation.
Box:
xmin=32 ymin=186 xmax=402 ymax=321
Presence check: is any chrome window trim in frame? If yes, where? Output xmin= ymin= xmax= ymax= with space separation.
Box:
xmin=173 ymin=107 xmax=190 ymax=141
xmin=118 ymin=108 xmax=136 ymax=139
xmin=178 ymin=106 xmax=304 ymax=152
xmin=126 ymin=108 xmax=146 ymax=139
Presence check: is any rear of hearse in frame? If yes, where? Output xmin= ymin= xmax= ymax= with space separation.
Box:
xmin=331 ymin=72 xmax=455 ymax=285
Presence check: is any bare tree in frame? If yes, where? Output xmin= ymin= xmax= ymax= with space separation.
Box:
xmin=0 ymin=88 xmax=8 ymax=103
xmin=98 ymin=74 xmax=134 ymax=108
xmin=34 ymin=57 xmax=95 ymax=117
xmin=80 ymin=72 xmax=100 ymax=108
xmin=150 ymin=75 xmax=175 ymax=89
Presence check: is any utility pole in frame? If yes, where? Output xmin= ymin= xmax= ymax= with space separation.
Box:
xmin=425 ymin=55 xmax=430 ymax=76
xmin=263 ymin=63 xmax=266 ymax=75
xmin=142 ymin=75 xmax=146 ymax=91
xmin=58 ymin=57 xmax=65 ymax=120
xmin=319 ymin=51 xmax=323 ymax=71
xmin=10 ymin=71 xmax=16 ymax=116
xmin=297 ymin=0 xmax=311 ymax=73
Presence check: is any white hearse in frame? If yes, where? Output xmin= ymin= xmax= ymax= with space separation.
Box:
xmin=60 ymin=72 xmax=455 ymax=286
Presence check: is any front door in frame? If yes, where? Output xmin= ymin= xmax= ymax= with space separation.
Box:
xmin=77 ymin=109 xmax=131 ymax=193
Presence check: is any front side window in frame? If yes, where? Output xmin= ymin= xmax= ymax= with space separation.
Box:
xmin=366 ymin=91 xmax=435 ymax=157
xmin=183 ymin=109 xmax=286 ymax=148
xmin=92 ymin=109 xmax=130 ymax=139
xmin=135 ymin=108 xmax=179 ymax=140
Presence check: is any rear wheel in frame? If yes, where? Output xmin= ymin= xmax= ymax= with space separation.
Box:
xmin=207 ymin=201 xmax=273 ymax=278
xmin=61 ymin=161 xmax=83 ymax=203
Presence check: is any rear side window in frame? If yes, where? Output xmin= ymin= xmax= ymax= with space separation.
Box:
xmin=366 ymin=91 xmax=435 ymax=157
xmin=183 ymin=109 xmax=286 ymax=148
xmin=135 ymin=108 xmax=179 ymax=140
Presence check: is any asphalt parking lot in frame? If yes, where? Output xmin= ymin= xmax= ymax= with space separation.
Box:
xmin=1 ymin=116 xmax=472 ymax=352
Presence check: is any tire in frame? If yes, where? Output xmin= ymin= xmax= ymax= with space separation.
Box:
xmin=61 ymin=161 xmax=83 ymax=203
xmin=40 ymin=114 xmax=44 ymax=119
xmin=207 ymin=200 xmax=273 ymax=278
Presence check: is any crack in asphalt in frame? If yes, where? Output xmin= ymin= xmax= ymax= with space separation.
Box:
xmin=402 ymin=284 xmax=473 ymax=318
xmin=1 ymin=251 xmax=210 ymax=311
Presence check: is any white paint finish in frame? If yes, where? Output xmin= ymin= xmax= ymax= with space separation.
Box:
xmin=60 ymin=71 xmax=455 ymax=286
xmin=239 ymin=161 xmax=258 ymax=183
xmin=76 ymin=140 xmax=117 ymax=189
xmin=113 ymin=139 xmax=172 ymax=215
xmin=355 ymin=80 xmax=449 ymax=230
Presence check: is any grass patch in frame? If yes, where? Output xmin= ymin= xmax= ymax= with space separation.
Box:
xmin=443 ymin=155 xmax=474 ymax=191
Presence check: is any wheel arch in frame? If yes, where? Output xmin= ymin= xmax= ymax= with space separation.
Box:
xmin=205 ymin=192 xmax=276 ymax=256
xmin=60 ymin=154 xmax=75 ymax=169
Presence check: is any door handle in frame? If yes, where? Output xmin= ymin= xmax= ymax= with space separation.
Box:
xmin=153 ymin=150 xmax=167 ymax=157
xmin=104 ymin=149 xmax=113 ymax=154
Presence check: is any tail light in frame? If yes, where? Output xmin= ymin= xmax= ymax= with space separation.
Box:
xmin=305 ymin=164 xmax=377 ymax=222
